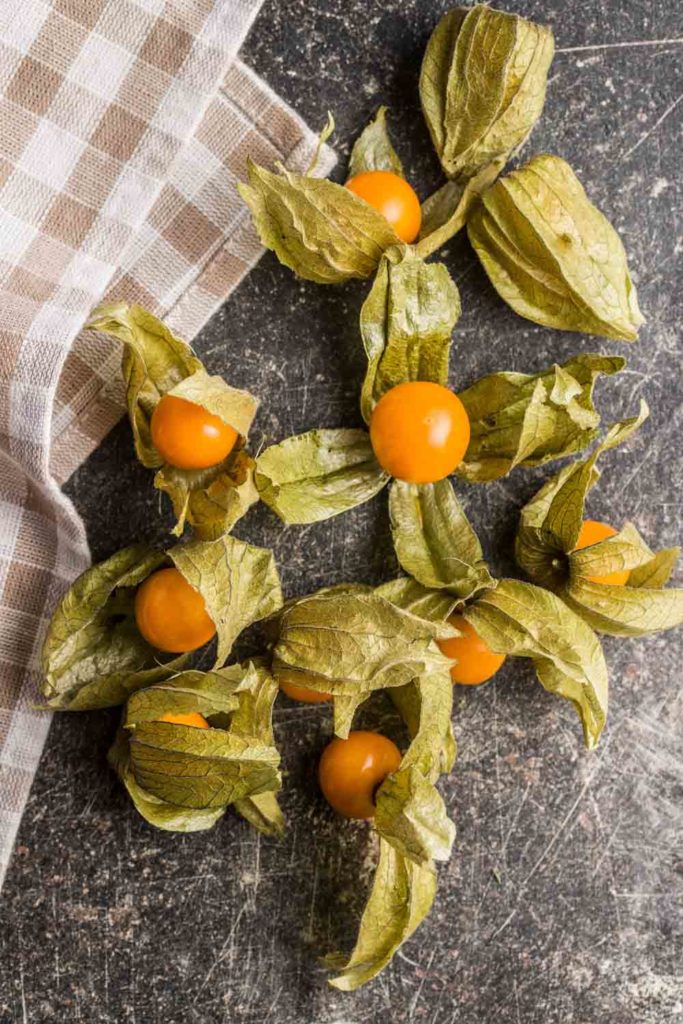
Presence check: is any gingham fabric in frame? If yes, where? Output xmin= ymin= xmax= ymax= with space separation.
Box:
xmin=0 ymin=0 xmax=335 ymax=888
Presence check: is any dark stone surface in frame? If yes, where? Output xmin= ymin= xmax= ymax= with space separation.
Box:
xmin=2 ymin=1 xmax=682 ymax=1021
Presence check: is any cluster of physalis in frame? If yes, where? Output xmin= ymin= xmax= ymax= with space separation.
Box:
xmin=42 ymin=5 xmax=683 ymax=992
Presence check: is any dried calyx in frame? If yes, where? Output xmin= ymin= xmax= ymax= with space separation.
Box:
xmin=468 ymin=155 xmax=645 ymax=341
xmin=41 ymin=535 xmax=282 ymax=711
xmin=516 ymin=404 xmax=683 ymax=637
xmin=88 ymin=303 xmax=259 ymax=538
xmin=109 ymin=662 xmax=284 ymax=836
xmin=420 ymin=5 xmax=554 ymax=183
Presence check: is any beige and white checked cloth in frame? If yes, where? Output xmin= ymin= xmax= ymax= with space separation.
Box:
xmin=0 ymin=0 xmax=334 ymax=887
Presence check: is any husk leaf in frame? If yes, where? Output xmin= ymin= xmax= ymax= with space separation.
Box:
xmin=376 ymin=577 xmax=459 ymax=624
xmin=87 ymin=302 xmax=201 ymax=467
xmin=169 ymin=535 xmax=282 ymax=667
xmin=272 ymin=589 xmax=454 ymax=697
xmin=40 ymin=545 xmax=184 ymax=711
xmin=514 ymin=402 xmax=683 ymax=635
xmin=468 ymin=155 xmax=645 ymax=341
xmin=109 ymin=729 xmax=226 ymax=833
xmin=255 ymin=428 xmax=389 ymax=524
xmin=126 ymin=663 xmax=281 ymax=811
xmin=326 ymin=840 xmax=437 ymax=990
xmin=420 ymin=6 xmax=554 ymax=182
xmin=228 ymin=661 xmax=285 ymax=836
xmin=360 ymin=251 xmax=461 ymax=422
xmin=464 ymin=579 xmax=609 ymax=748
xmin=238 ymin=160 xmax=404 ymax=284
xmin=348 ymin=106 xmax=404 ymax=178
xmin=389 ymin=479 xmax=495 ymax=601
xmin=155 ymin=449 xmax=259 ymax=540
xmin=87 ymin=303 xmax=259 ymax=536
xmin=328 ymin=670 xmax=455 ymax=989
xmin=457 ymin=353 xmax=625 ymax=482
xmin=416 ymin=157 xmax=506 ymax=258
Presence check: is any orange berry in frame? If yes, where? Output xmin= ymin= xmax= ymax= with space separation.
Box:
xmin=369 ymin=381 xmax=470 ymax=483
xmin=158 ymin=711 xmax=210 ymax=729
xmin=150 ymin=394 xmax=237 ymax=470
xmin=279 ymin=675 xmax=331 ymax=703
xmin=346 ymin=170 xmax=422 ymax=243
xmin=573 ymin=520 xmax=630 ymax=586
xmin=318 ymin=731 xmax=402 ymax=819
xmin=135 ymin=567 xmax=216 ymax=654
xmin=438 ymin=614 xmax=506 ymax=686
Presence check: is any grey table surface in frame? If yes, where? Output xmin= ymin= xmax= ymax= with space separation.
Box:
xmin=2 ymin=1 xmax=682 ymax=1022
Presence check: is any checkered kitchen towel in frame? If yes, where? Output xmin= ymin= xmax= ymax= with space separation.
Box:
xmin=0 ymin=0 xmax=335 ymax=887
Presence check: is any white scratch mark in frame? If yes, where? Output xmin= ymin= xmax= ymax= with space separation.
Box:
xmin=618 ymin=92 xmax=683 ymax=161
xmin=556 ymin=37 xmax=683 ymax=54
xmin=612 ymin=890 xmax=672 ymax=898
xmin=193 ymin=905 xmax=246 ymax=1002
xmin=19 ymin=964 xmax=28 ymax=1024
xmin=500 ymin=782 xmax=531 ymax=860
xmin=308 ymin=854 xmax=320 ymax=935
xmin=409 ymin=949 xmax=435 ymax=1019
xmin=514 ymin=979 xmax=522 ymax=1024
xmin=523 ymin=770 xmax=599 ymax=886
xmin=397 ymin=949 xmax=422 ymax=970
xmin=590 ymin=811 xmax=623 ymax=879
xmin=488 ymin=754 xmax=606 ymax=941
xmin=263 ymin=984 xmax=283 ymax=1022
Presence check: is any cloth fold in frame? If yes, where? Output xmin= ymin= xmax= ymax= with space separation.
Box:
xmin=0 ymin=0 xmax=334 ymax=887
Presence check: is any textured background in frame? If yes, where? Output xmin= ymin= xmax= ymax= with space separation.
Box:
xmin=2 ymin=1 xmax=682 ymax=1021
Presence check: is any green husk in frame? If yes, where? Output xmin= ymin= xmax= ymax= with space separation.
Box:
xmin=41 ymin=535 xmax=282 ymax=710
xmin=464 ymin=579 xmax=609 ymax=749
xmin=234 ymin=791 xmax=285 ymax=838
xmin=516 ymin=405 xmax=650 ymax=578
xmin=456 ymin=353 xmax=625 ymax=482
xmin=124 ymin=669 xmax=242 ymax=724
xmin=326 ymin=840 xmax=437 ymax=991
xmin=161 ymin=370 xmax=256 ymax=438
xmin=376 ymin=577 xmax=459 ymax=624
xmin=374 ymin=765 xmax=454 ymax=865
xmin=152 ymin=372 xmax=258 ymax=538
xmin=389 ymin=479 xmax=495 ymax=601
xmin=230 ymin=661 xmax=285 ymax=836
xmin=40 ymin=545 xmax=184 ymax=711
xmin=328 ymin=670 xmax=455 ymax=989
xmin=468 ymin=155 xmax=645 ymax=340
xmin=87 ymin=302 xmax=201 ymax=467
xmin=516 ymin=404 xmax=683 ymax=636
xmin=155 ymin=449 xmax=259 ymax=540
xmin=306 ymin=111 xmax=336 ymax=176
xmin=332 ymin=693 xmax=371 ymax=741
xmin=128 ymin=719 xmax=278 ymax=810
xmin=111 ymin=663 xmax=281 ymax=825
xmin=382 ymin=481 xmax=610 ymax=747
xmin=255 ymin=428 xmax=389 ymax=524
xmin=348 ymin=106 xmax=404 ymax=178
xmin=109 ymin=729 xmax=226 ymax=833
xmin=416 ymin=158 xmax=506 ymax=258
xmin=360 ymin=251 xmax=461 ymax=422
xmin=628 ymin=549 xmax=681 ymax=590
xmin=87 ymin=303 xmax=259 ymax=537
xmin=272 ymin=589 xmax=454 ymax=698
xmin=238 ymin=160 xmax=404 ymax=284
xmin=388 ymin=673 xmax=457 ymax=781
xmin=420 ymin=5 xmax=554 ymax=182
xmin=168 ymin=535 xmax=282 ymax=668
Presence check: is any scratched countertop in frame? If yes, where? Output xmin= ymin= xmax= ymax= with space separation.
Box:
xmin=2 ymin=1 xmax=682 ymax=1022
